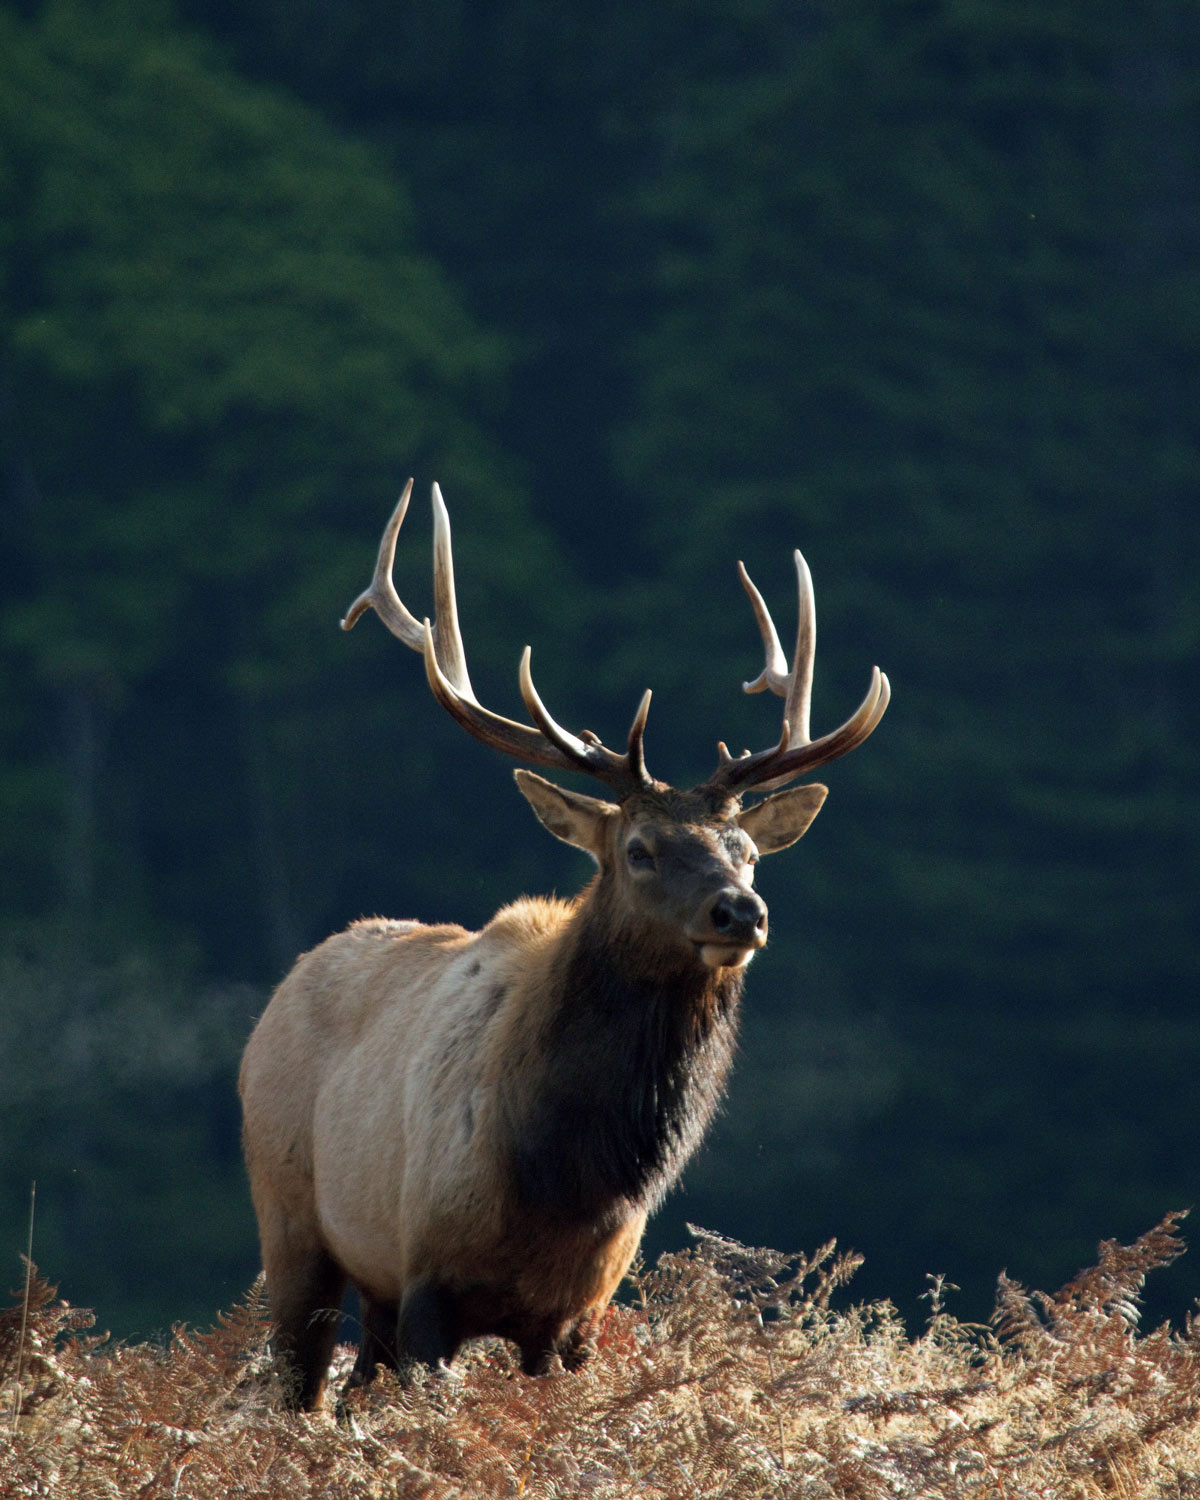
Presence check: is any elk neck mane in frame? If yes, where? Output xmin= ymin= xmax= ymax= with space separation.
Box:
xmin=502 ymin=870 xmax=744 ymax=1229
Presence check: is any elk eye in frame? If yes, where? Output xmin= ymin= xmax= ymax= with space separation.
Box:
xmin=627 ymin=840 xmax=654 ymax=870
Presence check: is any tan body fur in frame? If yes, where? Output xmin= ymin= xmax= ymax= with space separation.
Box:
xmin=243 ymin=875 xmax=687 ymax=1408
xmin=242 ymin=901 xmax=644 ymax=1348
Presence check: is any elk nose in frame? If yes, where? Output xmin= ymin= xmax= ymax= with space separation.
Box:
xmin=707 ymin=888 xmax=768 ymax=948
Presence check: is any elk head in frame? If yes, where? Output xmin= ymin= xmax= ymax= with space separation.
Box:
xmin=342 ymin=480 xmax=889 ymax=972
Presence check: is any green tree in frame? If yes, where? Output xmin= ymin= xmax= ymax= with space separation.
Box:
xmin=0 ymin=0 xmax=580 ymax=1334
xmin=613 ymin=0 xmax=1200 ymax=1018
xmin=610 ymin=0 xmax=1200 ymax=1318
xmin=0 ymin=0 xmax=556 ymax=976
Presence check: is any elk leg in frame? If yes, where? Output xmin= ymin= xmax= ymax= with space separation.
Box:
xmin=346 ymin=1291 xmax=399 ymax=1391
xmin=557 ymin=1316 xmax=597 ymax=1372
xmin=396 ymin=1280 xmax=460 ymax=1377
xmin=519 ymin=1309 xmax=599 ymax=1375
xmin=519 ymin=1343 xmax=557 ymax=1376
xmin=517 ymin=1316 xmax=573 ymax=1376
xmin=268 ymin=1244 xmax=347 ymax=1411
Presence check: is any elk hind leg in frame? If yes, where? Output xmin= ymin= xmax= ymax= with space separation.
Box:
xmin=396 ymin=1280 xmax=461 ymax=1379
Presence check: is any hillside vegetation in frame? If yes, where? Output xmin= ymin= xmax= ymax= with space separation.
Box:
xmin=3 ymin=1216 xmax=1197 ymax=1499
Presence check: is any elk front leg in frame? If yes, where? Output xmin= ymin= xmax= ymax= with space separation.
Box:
xmin=267 ymin=1243 xmax=347 ymax=1411
xmin=345 ymin=1291 xmax=399 ymax=1393
xmin=518 ymin=1309 xmax=599 ymax=1376
xmin=558 ymin=1312 xmax=599 ymax=1371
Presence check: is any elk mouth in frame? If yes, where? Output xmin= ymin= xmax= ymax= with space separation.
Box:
xmin=694 ymin=939 xmax=763 ymax=970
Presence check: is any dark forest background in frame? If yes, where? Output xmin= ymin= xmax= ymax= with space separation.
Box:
xmin=1 ymin=0 xmax=1197 ymax=1338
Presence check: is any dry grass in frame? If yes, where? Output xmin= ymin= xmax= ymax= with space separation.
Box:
xmin=2 ymin=1215 xmax=1198 ymax=1498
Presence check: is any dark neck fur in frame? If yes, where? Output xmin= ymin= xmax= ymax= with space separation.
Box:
xmin=508 ymin=884 xmax=744 ymax=1224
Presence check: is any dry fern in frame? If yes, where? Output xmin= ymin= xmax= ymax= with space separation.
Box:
xmin=2 ymin=1215 xmax=1198 ymax=1498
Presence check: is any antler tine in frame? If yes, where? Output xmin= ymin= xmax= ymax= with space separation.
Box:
xmin=737 ymin=560 xmax=789 ymax=695
xmin=746 ymin=668 xmax=891 ymax=792
xmin=417 ymin=628 xmax=651 ymax=787
xmin=341 ymin=479 xmax=423 ymax=644
xmin=421 ymin=622 xmax=567 ymax=765
xmin=738 ymin=550 xmax=816 ymax=744
xmin=626 ymin=689 xmax=652 ymax=785
xmin=705 ymin=547 xmax=889 ymax=795
xmin=341 ymin=479 xmax=474 ymax=699
xmin=519 ymin=650 xmax=657 ymax=787
xmin=346 ymin=484 xmax=654 ymax=792
xmin=783 ymin=549 xmax=816 ymax=744
xmin=518 ymin=647 xmax=598 ymax=764
xmin=430 ymin=483 xmax=473 ymax=697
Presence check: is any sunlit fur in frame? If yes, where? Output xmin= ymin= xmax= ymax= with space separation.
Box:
xmin=240 ymin=778 xmax=826 ymax=1409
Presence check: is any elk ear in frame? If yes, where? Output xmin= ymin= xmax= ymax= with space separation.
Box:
xmin=737 ymin=783 xmax=828 ymax=855
xmin=514 ymin=769 xmax=617 ymax=858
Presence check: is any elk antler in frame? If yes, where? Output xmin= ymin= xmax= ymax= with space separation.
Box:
xmin=342 ymin=481 xmax=654 ymax=793
xmin=703 ymin=548 xmax=890 ymax=795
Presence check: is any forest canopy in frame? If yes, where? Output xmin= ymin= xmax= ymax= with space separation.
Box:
xmin=1 ymin=0 xmax=1197 ymax=1336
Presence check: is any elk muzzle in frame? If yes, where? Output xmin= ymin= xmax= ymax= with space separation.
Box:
xmin=689 ymin=886 xmax=768 ymax=969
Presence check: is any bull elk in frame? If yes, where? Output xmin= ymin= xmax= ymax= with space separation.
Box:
xmin=239 ymin=480 xmax=889 ymax=1410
